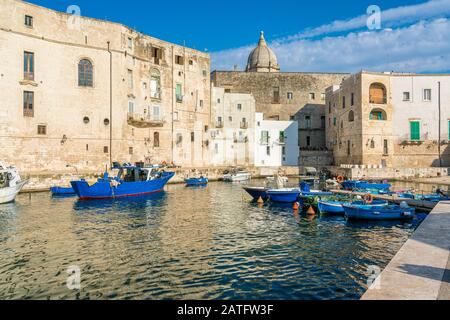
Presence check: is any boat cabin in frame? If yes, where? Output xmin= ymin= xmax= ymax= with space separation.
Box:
xmin=112 ymin=162 xmax=163 ymax=182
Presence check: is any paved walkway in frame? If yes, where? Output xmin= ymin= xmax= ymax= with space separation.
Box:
xmin=362 ymin=201 xmax=450 ymax=300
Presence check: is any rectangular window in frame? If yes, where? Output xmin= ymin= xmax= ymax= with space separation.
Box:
xmin=25 ymin=15 xmax=33 ymax=27
xmin=351 ymin=93 xmax=354 ymax=106
xmin=305 ymin=116 xmax=311 ymax=129
xmin=152 ymin=47 xmax=162 ymax=64
xmin=199 ymin=100 xmax=204 ymax=108
xmin=423 ymin=89 xmax=432 ymax=101
xmin=266 ymin=146 xmax=271 ymax=156
xmin=23 ymin=91 xmax=34 ymax=117
xmin=287 ymin=92 xmax=293 ymax=100
xmin=154 ymin=132 xmax=160 ymax=147
xmin=215 ymin=143 xmax=219 ymax=154
xmin=152 ymin=106 xmax=160 ymax=120
xmin=103 ymin=146 xmax=109 ymax=153
xmin=129 ymin=147 xmax=133 ymax=155
xmin=24 ymin=51 xmax=34 ymax=81
xmin=410 ymin=121 xmax=421 ymax=141
xmin=127 ymin=69 xmax=133 ymax=89
xmin=306 ymin=136 xmax=311 ymax=147
xmin=383 ymin=139 xmax=388 ymax=155
xmin=279 ymin=131 xmax=285 ymax=143
xmin=237 ymin=103 xmax=242 ymax=111
xmin=127 ymin=37 xmax=133 ymax=50
xmin=191 ymin=132 xmax=195 ymax=142
xmin=203 ymin=70 xmax=208 ymax=77
xmin=176 ymin=84 xmax=182 ymax=102
xmin=175 ymin=55 xmax=184 ymax=65
xmin=173 ymin=111 xmax=179 ymax=121
xmin=37 ymin=125 xmax=46 ymax=135
xmin=128 ymin=101 xmax=134 ymax=113
xmin=321 ymin=116 xmax=326 ymax=128
xmin=261 ymin=131 xmax=269 ymax=144
xmin=342 ymin=96 xmax=346 ymax=108
xmin=321 ymin=93 xmax=325 ymax=101
xmin=309 ymin=93 xmax=315 ymax=100
xmin=273 ymin=87 xmax=280 ymax=103
xmin=176 ymin=133 xmax=183 ymax=147
xmin=333 ymin=117 xmax=337 ymax=126
xmin=403 ymin=92 xmax=411 ymax=101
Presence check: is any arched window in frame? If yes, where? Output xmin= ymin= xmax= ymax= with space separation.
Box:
xmin=348 ymin=110 xmax=355 ymax=122
xmin=369 ymin=108 xmax=387 ymax=120
xmin=150 ymin=69 xmax=161 ymax=99
xmin=153 ymin=132 xmax=160 ymax=147
xmin=78 ymin=59 xmax=93 ymax=87
xmin=369 ymin=83 xmax=387 ymax=104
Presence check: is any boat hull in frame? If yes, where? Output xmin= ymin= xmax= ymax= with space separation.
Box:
xmin=185 ymin=178 xmax=208 ymax=186
xmin=341 ymin=180 xmax=391 ymax=191
xmin=343 ymin=205 xmax=415 ymax=221
xmin=267 ymin=189 xmax=300 ymax=203
xmin=51 ymin=187 xmax=76 ymax=195
xmin=71 ymin=172 xmax=175 ymax=200
xmin=0 ymin=180 xmax=28 ymax=204
xmin=318 ymin=199 xmax=388 ymax=214
xmin=243 ymin=186 xmax=268 ymax=200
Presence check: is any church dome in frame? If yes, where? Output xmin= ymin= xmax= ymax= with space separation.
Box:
xmin=246 ymin=31 xmax=280 ymax=73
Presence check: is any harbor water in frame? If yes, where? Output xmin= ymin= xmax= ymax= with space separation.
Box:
xmin=0 ymin=181 xmax=427 ymax=300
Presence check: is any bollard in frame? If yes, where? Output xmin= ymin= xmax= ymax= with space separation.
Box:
xmin=306 ymin=205 xmax=316 ymax=215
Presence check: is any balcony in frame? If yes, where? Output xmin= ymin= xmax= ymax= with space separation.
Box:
xmin=24 ymin=72 xmax=34 ymax=81
xmin=150 ymin=91 xmax=161 ymax=100
xmin=369 ymin=96 xmax=387 ymax=104
xmin=240 ymin=122 xmax=248 ymax=129
xmin=127 ymin=113 xmax=165 ymax=128
xmin=176 ymin=94 xmax=183 ymax=103
xmin=23 ymin=109 xmax=34 ymax=117
xmin=215 ymin=121 xmax=224 ymax=128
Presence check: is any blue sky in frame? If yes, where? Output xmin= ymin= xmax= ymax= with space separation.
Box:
xmin=27 ymin=0 xmax=450 ymax=73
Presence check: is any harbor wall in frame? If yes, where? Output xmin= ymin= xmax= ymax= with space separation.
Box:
xmin=20 ymin=166 xmax=302 ymax=192
xmin=327 ymin=166 xmax=448 ymax=180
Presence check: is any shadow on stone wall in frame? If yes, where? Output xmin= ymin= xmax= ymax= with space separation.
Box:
xmin=432 ymin=143 xmax=450 ymax=168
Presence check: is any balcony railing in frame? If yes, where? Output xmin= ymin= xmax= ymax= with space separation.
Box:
xmin=127 ymin=112 xmax=165 ymax=128
xmin=24 ymin=72 xmax=34 ymax=81
xmin=23 ymin=109 xmax=34 ymax=117
xmin=150 ymin=91 xmax=161 ymax=99
xmin=215 ymin=121 xmax=224 ymax=128
xmin=176 ymin=94 xmax=183 ymax=103
xmin=369 ymin=96 xmax=387 ymax=104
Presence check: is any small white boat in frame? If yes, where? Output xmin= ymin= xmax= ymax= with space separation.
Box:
xmin=223 ymin=171 xmax=251 ymax=182
xmin=0 ymin=162 xmax=28 ymax=204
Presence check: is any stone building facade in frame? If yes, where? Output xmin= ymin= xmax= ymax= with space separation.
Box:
xmin=0 ymin=0 xmax=211 ymax=174
xmin=210 ymin=87 xmax=256 ymax=166
xmin=326 ymin=71 xmax=450 ymax=168
xmin=211 ymin=32 xmax=348 ymax=165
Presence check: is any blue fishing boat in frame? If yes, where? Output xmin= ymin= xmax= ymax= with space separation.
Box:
xmin=318 ymin=199 xmax=388 ymax=214
xmin=343 ymin=204 xmax=415 ymax=220
xmin=267 ymin=188 xmax=301 ymax=203
xmin=242 ymin=186 xmax=269 ymax=201
xmin=299 ymin=182 xmax=333 ymax=197
xmin=50 ymin=186 xmax=76 ymax=196
xmin=341 ymin=180 xmax=391 ymax=191
xmin=71 ymin=164 xmax=175 ymax=200
xmin=185 ymin=177 xmax=208 ymax=187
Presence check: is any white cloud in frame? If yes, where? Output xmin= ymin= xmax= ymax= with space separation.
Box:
xmin=211 ymin=0 xmax=450 ymax=73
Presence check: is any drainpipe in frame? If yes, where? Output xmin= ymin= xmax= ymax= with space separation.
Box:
xmin=107 ymin=41 xmax=113 ymax=168
xmin=171 ymin=45 xmax=175 ymax=165
xmin=438 ymin=81 xmax=442 ymax=167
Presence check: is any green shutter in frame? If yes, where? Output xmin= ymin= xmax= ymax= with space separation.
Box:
xmin=448 ymin=121 xmax=450 ymax=140
xmin=410 ymin=121 xmax=420 ymax=141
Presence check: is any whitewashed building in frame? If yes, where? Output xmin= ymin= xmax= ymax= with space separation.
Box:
xmin=254 ymin=113 xmax=299 ymax=167
xmin=209 ymin=87 xmax=256 ymax=166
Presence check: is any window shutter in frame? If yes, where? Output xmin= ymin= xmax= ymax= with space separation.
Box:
xmin=410 ymin=121 xmax=420 ymax=141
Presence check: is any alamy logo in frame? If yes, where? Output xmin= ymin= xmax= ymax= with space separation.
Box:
xmin=67 ymin=5 xmax=82 ymax=31
xmin=66 ymin=265 xmax=81 ymax=290
xmin=367 ymin=5 xmax=382 ymax=30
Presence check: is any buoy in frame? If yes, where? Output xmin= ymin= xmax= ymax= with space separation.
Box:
xmin=293 ymin=202 xmax=300 ymax=211
xmin=257 ymin=196 xmax=264 ymax=204
xmin=306 ymin=206 xmax=316 ymax=215
xmin=337 ymin=175 xmax=344 ymax=183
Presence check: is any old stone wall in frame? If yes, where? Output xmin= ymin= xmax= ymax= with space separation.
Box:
xmin=0 ymin=0 xmax=211 ymax=175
